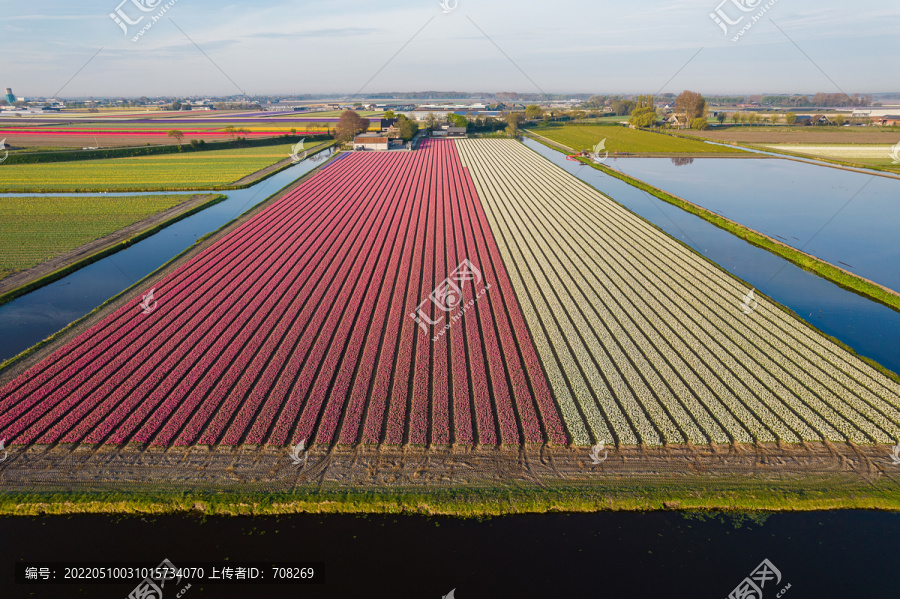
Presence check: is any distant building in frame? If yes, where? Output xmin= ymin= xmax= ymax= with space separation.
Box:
xmin=667 ymin=113 xmax=687 ymax=128
xmin=4 ymin=88 xmax=14 ymax=104
xmin=432 ymin=124 xmax=466 ymax=138
xmin=876 ymin=115 xmax=900 ymax=126
xmin=353 ymin=133 xmax=389 ymax=150
xmin=403 ymin=107 xmax=453 ymax=121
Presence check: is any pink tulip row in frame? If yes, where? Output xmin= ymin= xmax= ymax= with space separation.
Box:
xmin=0 ymin=152 xmax=365 ymax=444
xmin=454 ymin=146 xmax=568 ymax=445
xmin=0 ymin=141 xmax=570 ymax=449
xmin=0 ymin=157 xmax=352 ymax=417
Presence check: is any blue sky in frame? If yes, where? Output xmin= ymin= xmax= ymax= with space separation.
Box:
xmin=2 ymin=0 xmax=897 ymax=97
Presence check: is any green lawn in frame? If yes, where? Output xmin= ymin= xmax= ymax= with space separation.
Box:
xmin=0 ymin=195 xmax=187 ymax=279
xmin=0 ymin=143 xmax=303 ymax=192
xmin=528 ymin=123 xmax=748 ymax=154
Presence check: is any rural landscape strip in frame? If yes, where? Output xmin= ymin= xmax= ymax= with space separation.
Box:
xmin=0 ymin=140 xmax=565 ymax=450
xmin=528 ymin=133 xmax=900 ymax=315
xmin=2 ymin=139 xmax=900 ymax=514
xmin=0 ymin=193 xmax=226 ymax=306
xmin=0 ymin=141 xmax=334 ymax=193
xmin=455 ymin=138 xmax=900 ymax=447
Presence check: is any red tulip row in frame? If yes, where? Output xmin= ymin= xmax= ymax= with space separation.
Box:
xmin=0 ymin=140 xmax=568 ymax=449
xmin=0 ymin=151 xmax=363 ymax=441
xmin=0 ymin=152 xmax=367 ymax=443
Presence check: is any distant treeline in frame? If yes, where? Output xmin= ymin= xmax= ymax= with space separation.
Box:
xmin=710 ymin=93 xmax=873 ymax=107
xmin=3 ymin=134 xmax=331 ymax=165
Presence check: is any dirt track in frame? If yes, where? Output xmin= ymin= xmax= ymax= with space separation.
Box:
xmin=0 ymin=442 xmax=896 ymax=493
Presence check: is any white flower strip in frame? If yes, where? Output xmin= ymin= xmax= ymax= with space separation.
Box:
xmin=455 ymin=139 xmax=900 ymax=446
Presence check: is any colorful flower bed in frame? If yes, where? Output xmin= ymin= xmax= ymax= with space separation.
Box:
xmin=0 ymin=140 xmax=567 ymax=448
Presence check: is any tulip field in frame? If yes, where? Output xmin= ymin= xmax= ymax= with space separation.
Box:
xmin=0 ymin=139 xmax=899 ymax=451
xmin=456 ymin=139 xmax=900 ymax=446
xmin=0 ymin=140 xmax=566 ymax=448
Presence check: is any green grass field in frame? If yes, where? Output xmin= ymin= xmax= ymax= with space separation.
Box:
xmin=0 ymin=195 xmax=188 ymax=279
xmin=529 ymin=123 xmax=748 ymax=154
xmin=0 ymin=143 xmax=303 ymax=192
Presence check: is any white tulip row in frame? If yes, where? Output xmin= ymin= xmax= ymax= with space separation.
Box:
xmin=456 ymin=138 xmax=900 ymax=446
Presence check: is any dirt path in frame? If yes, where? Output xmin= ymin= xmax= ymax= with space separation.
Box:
xmin=0 ymin=193 xmax=222 ymax=302
xmin=0 ymin=442 xmax=895 ymax=493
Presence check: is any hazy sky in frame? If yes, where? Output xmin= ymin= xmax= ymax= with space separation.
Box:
xmin=2 ymin=0 xmax=897 ymax=98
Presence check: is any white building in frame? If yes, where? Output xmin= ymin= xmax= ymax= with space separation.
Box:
xmin=353 ymin=133 xmax=389 ymax=150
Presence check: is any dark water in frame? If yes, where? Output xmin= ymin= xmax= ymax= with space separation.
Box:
xmin=611 ymin=156 xmax=900 ymax=292
xmin=0 ymin=148 xmax=334 ymax=363
xmin=1 ymin=511 xmax=898 ymax=598
xmin=524 ymin=139 xmax=900 ymax=376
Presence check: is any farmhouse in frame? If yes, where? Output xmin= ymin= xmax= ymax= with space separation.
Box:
xmin=353 ymin=133 xmax=389 ymax=150
xmin=666 ymin=114 xmax=687 ymax=128
xmin=432 ymin=124 xmax=467 ymax=138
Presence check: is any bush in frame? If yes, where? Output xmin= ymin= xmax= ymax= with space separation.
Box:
xmin=690 ymin=117 xmax=710 ymax=130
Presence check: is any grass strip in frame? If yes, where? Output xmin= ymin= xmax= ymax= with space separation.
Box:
xmin=3 ymin=476 xmax=900 ymax=516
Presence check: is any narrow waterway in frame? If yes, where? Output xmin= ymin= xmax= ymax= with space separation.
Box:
xmin=1 ymin=511 xmax=897 ymax=598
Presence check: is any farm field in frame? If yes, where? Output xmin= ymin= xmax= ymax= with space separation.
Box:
xmin=0 ymin=143 xmax=303 ymax=192
xmin=761 ymin=144 xmax=900 ymax=167
xmin=0 ymin=140 xmax=566 ymax=448
xmin=1 ymin=139 xmax=899 ymax=455
xmin=529 ymin=123 xmax=746 ymax=154
xmin=456 ymin=139 xmax=900 ymax=446
xmin=0 ymin=110 xmax=377 ymax=148
xmin=678 ymin=126 xmax=900 ymax=145
xmin=0 ymin=195 xmax=187 ymax=281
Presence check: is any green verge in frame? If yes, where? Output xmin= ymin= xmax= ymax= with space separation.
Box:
xmin=2 ymin=476 xmax=900 ymax=516
xmin=739 ymin=143 xmax=900 ymax=177
xmin=0 ymin=195 xmax=227 ymax=308
xmin=586 ymin=160 xmax=900 ymax=313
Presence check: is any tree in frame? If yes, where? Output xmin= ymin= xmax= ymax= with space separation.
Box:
xmin=172 ymin=100 xmax=182 ymax=111
xmin=611 ymin=99 xmax=635 ymax=116
xmin=628 ymin=95 xmax=657 ymax=128
xmin=716 ymin=113 xmax=727 ymax=125
xmin=784 ymin=112 xmax=797 ymax=126
xmin=224 ymin=125 xmax=237 ymax=140
xmin=383 ymin=110 xmax=396 ymax=120
xmin=675 ymin=91 xmax=706 ymax=120
xmin=731 ymin=112 xmax=741 ymax=124
xmin=396 ymin=115 xmax=419 ymax=141
xmin=167 ymin=129 xmax=185 ymax=145
xmin=525 ymin=104 xmax=543 ymax=120
xmin=334 ymin=109 xmax=371 ymax=143
xmin=448 ymin=113 xmax=468 ymax=129
xmin=833 ymin=114 xmax=846 ymax=126
xmin=690 ymin=117 xmax=709 ymax=130
xmin=506 ymin=112 xmax=525 ymax=135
